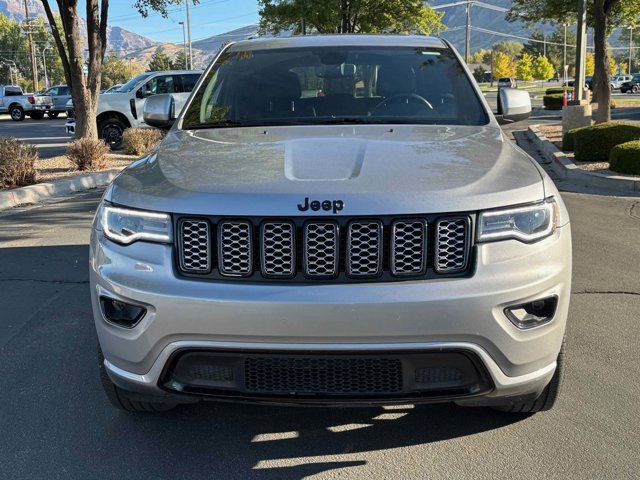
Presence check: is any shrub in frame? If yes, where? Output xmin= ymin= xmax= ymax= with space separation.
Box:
xmin=122 ymin=128 xmax=164 ymax=156
xmin=0 ymin=137 xmax=37 ymax=189
xmin=545 ymin=87 xmax=566 ymax=95
xmin=609 ymin=140 xmax=640 ymax=175
xmin=543 ymin=93 xmax=564 ymax=110
xmin=66 ymin=138 xmax=110 ymax=171
xmin=610 ymin=99 xmax=617 ymax=109
xmin=573 ymin=121 xmax=640 ymax=162
xmin=563 ymin=126 xmax=587 ymax=151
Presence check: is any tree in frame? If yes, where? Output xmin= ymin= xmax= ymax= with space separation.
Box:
xmin=101 ymin=54 xmax=143 ymax=88
xmin=608 ymin=55 xmax=618 ymax=74
xmin=473 ymin=66 xmax=487 ymax=82
xmin=493 ymin=41 xmax=524 ymax=59
xmin=492 ymin=51 xmax=516 ymax=79
xmin=585 ymin=52 xmax=595 ymax=76
xmin=470 ymin=49 xmax=491 ymax=65
xmin=41 ymin=0 xmax=196 ymax=140
xmin=148 ymin=47 xmax=172 ymax=71
xmin=522 ymin=28 xmax=546 ymax=58
xmin=507 ymin=0 xmax=640 ymax=123
xmin=517 ymin=53 xmax=535 ymax=80
xmin=258 ymin=0 xmax=444 ymax=35
xmin=532 ymin=55 xmax=555 ymax=80
xmin=171 ymin=51 xmax=188 ymax=70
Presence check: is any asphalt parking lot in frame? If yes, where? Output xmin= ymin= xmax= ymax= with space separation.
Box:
xmin=0 ymin=114 xmax=71 ymax=158
xmin=1 ymin=132 xmax=639 ymax=478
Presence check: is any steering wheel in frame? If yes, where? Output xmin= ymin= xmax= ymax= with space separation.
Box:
xmin=370 ymin=93 xmax=434 ymax=116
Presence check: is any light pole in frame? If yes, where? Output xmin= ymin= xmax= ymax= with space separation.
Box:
xmin=563 ymin=23 xmax=568 ymax=85
xmin=185 ymin=1 xmax=193 ymax=70
xmin=179 ymin=21 xmax=188 ymax=69
xmin=465 ymin=0 xmax=471 ymax=64
xmin=628 ymin=26 xmax=633 ymax=74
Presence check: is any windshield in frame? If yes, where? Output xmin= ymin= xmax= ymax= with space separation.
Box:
xmin=182 ymin=46 xmax=488 ymax=129
xmin=118 ymin=73 xmax=152 ymax=93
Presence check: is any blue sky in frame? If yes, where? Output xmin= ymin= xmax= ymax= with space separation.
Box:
xmin=102 ymin=0 xmax=260 ymax=43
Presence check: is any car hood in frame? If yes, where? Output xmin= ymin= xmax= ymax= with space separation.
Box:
xmin=108 ymin=124 xmax=544 ymax=216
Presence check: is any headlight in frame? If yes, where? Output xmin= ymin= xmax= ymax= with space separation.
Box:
xmin=477 ymin=198 xmax=558 ymax=243
xmin=99 ymin=203 xmax=172 ymax=245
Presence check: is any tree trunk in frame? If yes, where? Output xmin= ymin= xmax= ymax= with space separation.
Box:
xmin=593 ymin=0 xmax=611 ymax=123
xmin=340 ymin=0 xmax=349 ymax=33
xmin=41 ymin=0 xmax=107 ymax=140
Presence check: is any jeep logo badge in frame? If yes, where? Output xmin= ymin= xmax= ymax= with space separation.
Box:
xmin=297 ymin=197 xmax=344 ymax=214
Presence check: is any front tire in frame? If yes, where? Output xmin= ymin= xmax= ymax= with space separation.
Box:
xmin=10 ymin=105 xmax=25 ymax=121
xmin=633 ymin=85 xmax=639 ymax=93
xmin=98 ymin=117 xmax=126 ymax=150
xmin=492 ymin=338 xmax=565 ymax=414
xmin=98 ymin=346 xmax=177 ymax=412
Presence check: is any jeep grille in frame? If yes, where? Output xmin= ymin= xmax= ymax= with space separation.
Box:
xmin=176 ymin=215 xmax=473 ymax=282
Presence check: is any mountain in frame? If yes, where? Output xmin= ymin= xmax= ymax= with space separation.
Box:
xmin=0 ymin=0 xmax=155 ymax=56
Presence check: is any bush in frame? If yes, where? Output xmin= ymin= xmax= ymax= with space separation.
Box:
xmin=66 ymin=138 xmax=110 ymax=171
xmin=545 ymin=87 xmax=566 ymax=95
xmin=609 ymin=140 xmax=640 ymax=175
xmin=573 ymin=121 xmax=640 ymax=162
xmin=0 ymin=137 xmax=37 ymax=189
xmin=562 ymin=126 xmax=587 ymax=151
xmin=122 ymin=128 xmax=164 ymax=156
xmin=543 ymin=93 xmax=564 ymax=110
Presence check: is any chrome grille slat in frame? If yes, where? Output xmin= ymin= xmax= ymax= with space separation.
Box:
xmin=261 ymin=222 xmax=296 ymax=277
xmin=178 ymin=219 xmax=211 ymax=273
xmin=304 ymin=222 xmax=339 ymax=278
xmin=347 ymin=221 xmax=383 ymax=277
xmin=218 ymin=221 xmax=253 ymax=276
xmin=391 ymin=220 xmax=427 ymax=276
xmin=435 ymin=218 xmax=469 ymax=273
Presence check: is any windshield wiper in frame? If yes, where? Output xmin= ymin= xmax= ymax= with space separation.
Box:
xmin=188 ymin=120 xmax=246 ymax=129
xmin=312 ymin=117 xmax=371 ymax=125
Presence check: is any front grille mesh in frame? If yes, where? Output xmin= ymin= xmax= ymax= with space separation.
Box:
xmin=218 ymin=221 xmax=252 ymax=276
xmin=244 ymin=356 xmax=403 ymax=394
xmin=177 ymin=215 xmax=471 ymax=280
xmin=304 ymin=222 xmax=339 ymax=278
xmin=179 ymin=220 xmax=210 ymax=273
xmin=261 ymin=222 xmax=295 ymax=277
xmin=435 ymin=219 xmax=469 ymax=273
xmin=347 ymin=221 xmax=383 ymax=277
xmin=391 ymin=220 xmax=427 ymax=275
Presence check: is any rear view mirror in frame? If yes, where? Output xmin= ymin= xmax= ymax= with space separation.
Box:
xmin=496 ymin=88 xmax=531 ymax=124
xmin=143 ymin=94 xmax=175 ymax=129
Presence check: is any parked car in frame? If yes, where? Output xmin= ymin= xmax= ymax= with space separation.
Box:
xmin=42 ymin=85 xmax=71 ymax=118
xmin=620 ymin=74 xmax=640 ymax=93
xmin=93 ymin=35 xmax=571 ymax=414
xmin=0 ymin=85 xmax=52 ymax=121
xmin=65 ymin=70 xmax=202 ymax=148
xmin=611 ymin=75 xmax=632 ymax=90
xmin=497 ymin=77 xmax=517 ymax=88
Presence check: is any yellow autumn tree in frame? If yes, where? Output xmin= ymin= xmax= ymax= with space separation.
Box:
xmin=585 ymin=53 xmax=595 ymax=76
xmin=516 ymin=53 xmax=535 ymax=81
xmin=492 ymin=51 xmax=516 ymax=79
xmin=608 ymin=56 xmax=617 ymax=75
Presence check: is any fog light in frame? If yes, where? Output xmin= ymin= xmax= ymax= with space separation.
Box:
xmin=99 ymin=296 xmax=146 ymax=328
xmin=504 ymin=296 xmax=558 ymax=329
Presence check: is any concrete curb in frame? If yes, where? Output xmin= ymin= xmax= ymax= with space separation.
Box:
xmin=0 ymin=168 xmax=122 ymax=212
xmin=526 ymin=124 xmax=640 ymax=192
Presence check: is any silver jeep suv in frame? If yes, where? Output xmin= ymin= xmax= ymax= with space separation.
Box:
xmin=91 ymin=35 xmax=571 ymax=413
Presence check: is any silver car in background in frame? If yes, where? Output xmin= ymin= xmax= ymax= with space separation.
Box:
xmin=92 ymin=35 xmax=571 ymax=414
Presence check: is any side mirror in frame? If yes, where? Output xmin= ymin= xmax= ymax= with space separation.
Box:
xmin=496 ymin=87 xmax=531 ymax=125
xmin=143 ymin=94 xmax=175 ymax=129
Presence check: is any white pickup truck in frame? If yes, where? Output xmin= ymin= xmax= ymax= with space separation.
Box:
xmin=65 ymin=70 xmax=202 ymax=148
xmin=0 ymin=85 xmax=53 ymax=121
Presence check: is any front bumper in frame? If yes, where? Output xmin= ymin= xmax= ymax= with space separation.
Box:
xmin=91 ymin=225 xmax=571 ymax=405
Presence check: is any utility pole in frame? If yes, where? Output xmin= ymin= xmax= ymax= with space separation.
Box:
xmin=629 ymin=26 xmax=633 ymax=74
xmin=179 ymin=21 xmax=188 ymax=69
xmin=41 ymin=46 xmax=49 ymax=89
xmin=23 ymin=0 xmax=39 ymax=92
xmin=185 ymin=0 xmax=193 ymax=70
xmin=465 ymin=0 xmax=471 ymax=64
xmin=543 ymin=34 xmax=546 ymax=57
